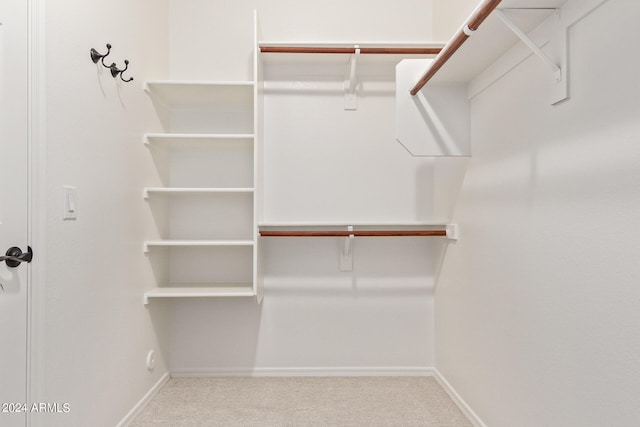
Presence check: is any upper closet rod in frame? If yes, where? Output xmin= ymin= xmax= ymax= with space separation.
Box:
xmin=260 ymin=46 xmax=442 ymax=55
xmin=260 ymin=230 xmax=447 ymax=237
xmin=410 ymin=0 xmax=502 ymax=95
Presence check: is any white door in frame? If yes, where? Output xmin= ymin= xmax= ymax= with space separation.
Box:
xmin=0 ymin=0 xmax=30 ymax=424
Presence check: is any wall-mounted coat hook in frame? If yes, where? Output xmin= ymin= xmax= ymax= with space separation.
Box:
xmin=90 ymin=43 xmax=112 ymax=66
xmin=119 ymin=60 xmax=133 ymax=82
xmin=109 ymin=63 xmax=121 ymax=77
xmin=109 ymin=60 xmax=134 ymax=82
xmin=90 ymin=43 xmax=134 ymax=83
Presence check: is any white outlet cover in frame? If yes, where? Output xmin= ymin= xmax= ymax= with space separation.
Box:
xmin=146 ymin=350 xmax=155 ymax=371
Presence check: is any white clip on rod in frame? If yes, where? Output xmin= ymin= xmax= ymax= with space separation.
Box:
xmin=462 ymin=24 xmax=476 ymax=36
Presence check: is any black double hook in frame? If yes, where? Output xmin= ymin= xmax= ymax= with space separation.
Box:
xmin=90 ymin=43 xmax=133 ymax=82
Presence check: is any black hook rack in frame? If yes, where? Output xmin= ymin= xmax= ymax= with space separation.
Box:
xmin=90 ymin=43 xmax=134 ymax=82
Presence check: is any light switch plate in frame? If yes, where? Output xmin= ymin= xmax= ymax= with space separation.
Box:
xmin=63 ymin=185 xmax=77 ymax=220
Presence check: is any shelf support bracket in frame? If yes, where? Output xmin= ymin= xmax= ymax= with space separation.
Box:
xmin=339 ymin=226 xmax=354 ymax=271
xmin=344 ymin=45 xmax=359 ymax=110
xmin=495 ymin=9 xmax=562 ymax=83
xmin=495 ymin=9 xmax=568 ymax=104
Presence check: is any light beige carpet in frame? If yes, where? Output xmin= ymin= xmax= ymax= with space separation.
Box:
xmin=130 ymin=376 xmax=472 ymax=426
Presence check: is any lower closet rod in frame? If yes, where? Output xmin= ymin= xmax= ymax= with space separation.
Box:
xmin=259 ymin=230 xmax=447 ymax=237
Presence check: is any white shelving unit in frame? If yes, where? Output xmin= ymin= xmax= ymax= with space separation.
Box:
xmin=143 ymin=79 xmax=259 ymax=304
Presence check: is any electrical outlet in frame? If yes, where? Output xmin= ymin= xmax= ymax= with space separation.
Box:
xmin=146 ymin=350 xmax=155 ymax=371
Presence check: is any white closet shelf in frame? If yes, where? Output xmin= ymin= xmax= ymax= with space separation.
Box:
xmin=143 ymin=285 xmax=255 ymax=304
xmin=144 ymin=239 xmax=254 ymax=252
xmin=143 ymin=188 xmax=254 ymax=198
xmin=144 ymin=133 xmax=254 ymax=148
xmin=143 ymin=80 xmax=254 ymax=107
xmin=429 ymin=0 xmax=568 ymax=84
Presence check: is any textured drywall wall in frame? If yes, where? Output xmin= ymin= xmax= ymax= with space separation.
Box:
xmin=435 ymin=0 xmax=640 ymax=425
xmin=432 ymin=0 xmax=477 ymax=40
xmin=41 ymin=1 xmax=170 ymax=425
xmin=169 ymin=0 xmax=434 ymax=80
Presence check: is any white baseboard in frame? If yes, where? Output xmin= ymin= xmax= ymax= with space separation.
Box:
xmin=116 ymin=372 xmax=170 ymax=427
xmin=171 ymin=366 xmax=436 ymax=377
xmin=433 ymin=368 xmax=486 ymax=427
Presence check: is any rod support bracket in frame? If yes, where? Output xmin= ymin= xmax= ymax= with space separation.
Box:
xmin=340 ymin=226 xmax=354 ymax=271
xmin=446 ymin=224 xmax=459 ymax=241
xmin=344 ymin=45 xmax=359 ymax=110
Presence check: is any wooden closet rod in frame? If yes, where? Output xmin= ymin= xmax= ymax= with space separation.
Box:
xmin=260 ymin=46 xmax=442 ymax=55
xmin=259 ymin=230 xmax=447 ymax=237
xmin=410 ymin=0 xmax=502 ymax=95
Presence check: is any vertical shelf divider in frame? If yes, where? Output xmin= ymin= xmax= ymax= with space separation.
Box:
xmin=143 ymin=69 xmax=259 ymax=303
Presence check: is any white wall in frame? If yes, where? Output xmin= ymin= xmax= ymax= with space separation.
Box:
xmin=167 ymin=0 xmax=440 ymax=374
xmin=435 ymin=0 xmax=640 ymax=425
xmin=170 ymin=0 xmax=434 ymax=80
xmin=262 ymin=70 xmax=433 ymax=223
xmin=432 ymin=0 xmax=477 ymax=40
xmin=41 ymin=1 xmax=170 ymax=425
